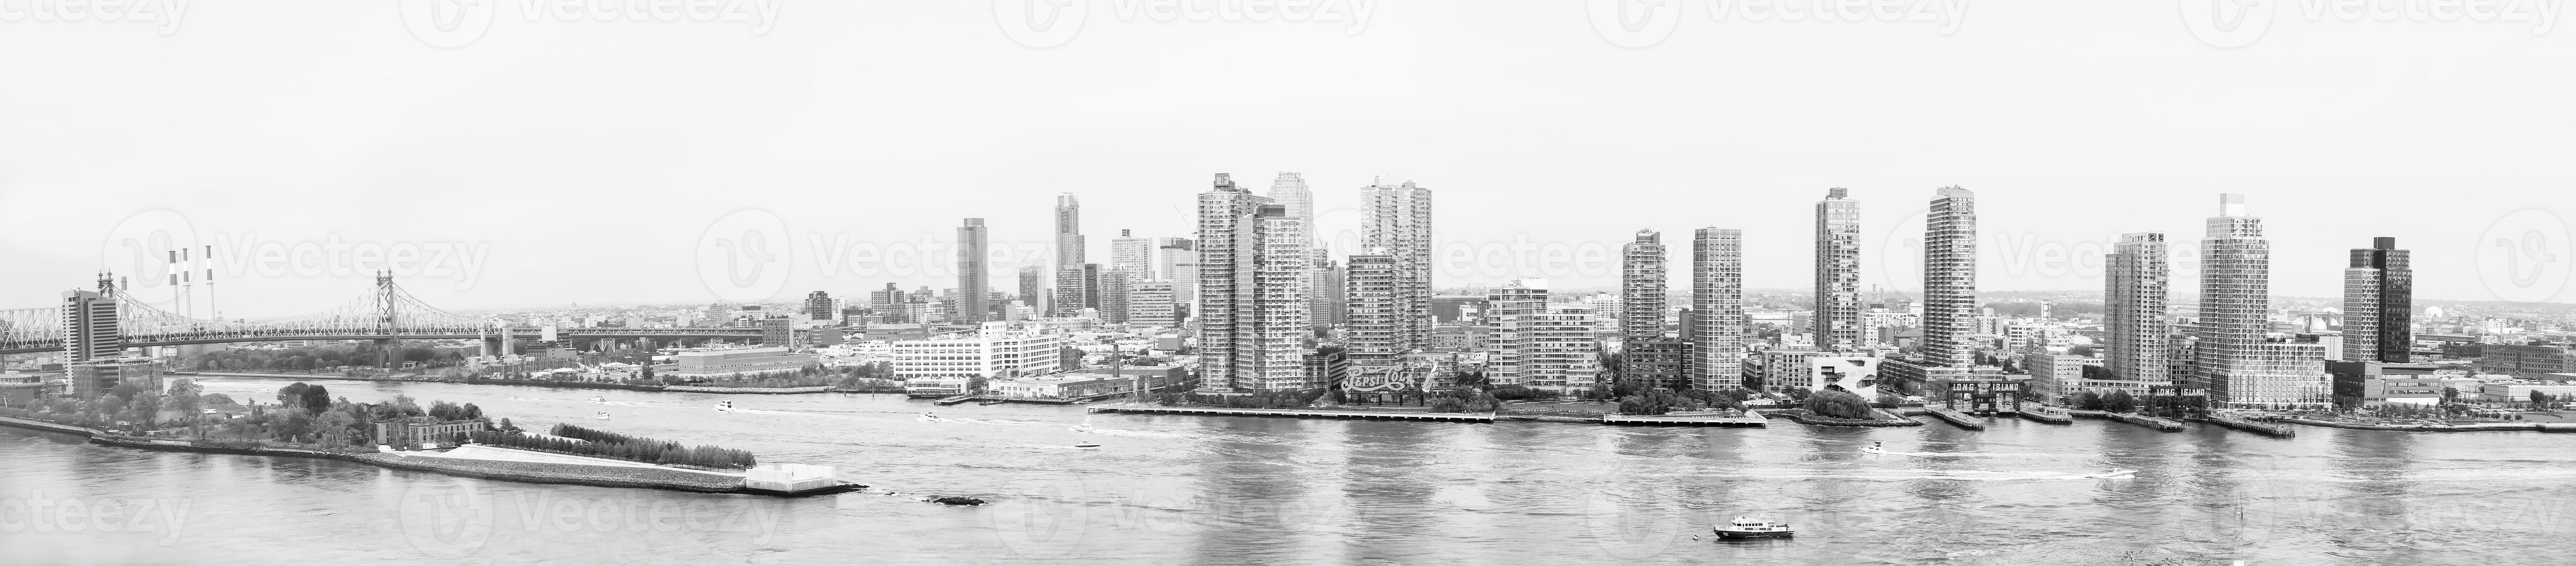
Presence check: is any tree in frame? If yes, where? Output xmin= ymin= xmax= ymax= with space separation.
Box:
xmin=2075 ymin=391 xmax=2105 ymax=411
xmin=2532 ymin=390 xmax=2550 ymax=408
xmin=1802 ymin=389 xmax=1873 ymax=419
xmin=2104 ymin=390 xmax=2138 ymax=414
xmin=299 ymin=385 xmax=332 ymax=412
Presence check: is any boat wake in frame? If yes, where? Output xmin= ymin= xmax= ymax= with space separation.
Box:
xmin=729 ymin=408 xmax=847 ymax=419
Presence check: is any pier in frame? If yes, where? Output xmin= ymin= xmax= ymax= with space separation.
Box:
xmin=2066 ymin=409 xmax=2186 ymax=431
xmin=2200 ymin=414 xmax=2297 ymax=437
xmin=1913 ymin=407 xmax=1987 ymax=430
xmin=2016 ymin=407 xmax=2074 ymax=425
xmin=1087 ymin=404 xmax=1495 ymax=422
xmin=1598 ymin=412 xmax=1767 ymax=427
xmin=932 ymin=395 xmax=978 ymax=406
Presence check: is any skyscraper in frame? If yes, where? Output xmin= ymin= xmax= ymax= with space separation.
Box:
xmin=1198 ymin=173 xmax=1310 ymax=390
xmin=62 ymin=275 xmax=121 ymax=362
xmin=1360 ymin=177 xmax=1433 ymax=358
xmin=804 ymin=290 xmax=835 ymax=323
xmin=1345 ymin=252 xmax=1397 ymax=362
xmin=2195 ymin=195 xmax=2329 ymax=406
xmin=1098 ymin=269 xmax=1131 ymax=324
xmin=1016 ymin=266 xmax=1045 ymax=315
xmin=2343 ymin=237 xmax=2413 ymax=363
xmin=1814 ymin=188 xmax=1863 ymax=352
xmin=1053 ymin=193 xmax=1086 ymax=316
xmin=1309 ymin=248 xmax=1345 ymax=333
xmin=1111 ymin=229 xmax=1151 ymax=278
xmin=1268 ymin=172 xmax=1314 ymax=247
xmin=1621 ymin=229 xmax=1667 ymax=342
xmin=2104 ymin=232 xmax=2170 ymax=393
xmin=1921 ymin=187 xmax=1977 ymax=367
xmin=956 ymin=218 xmax=989 ymax=324
xmin=1692 ymin=228 xmax=1745 ymax=391
xmin=1485 ymin=279 xmax=1549 ymax=385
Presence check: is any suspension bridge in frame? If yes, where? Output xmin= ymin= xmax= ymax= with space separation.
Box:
xmin=0 ymin=271 xmax=763 ymax=358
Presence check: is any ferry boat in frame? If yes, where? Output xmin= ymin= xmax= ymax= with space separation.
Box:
xmin=1713 ymin=517 xmax=1794 ymax=539
xmin=592 ymin=411 xmax=611 ymax=420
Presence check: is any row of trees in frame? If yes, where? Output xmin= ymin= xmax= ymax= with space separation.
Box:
xmin=1154 ymin=389 xmax=1329 ymax=409
xmin=461 ymin=423 xmax=761 ymax=468
xmin=2073 ymin=390 xmax=2141 ymax=414
xmin=192 ymin=342 xmax=464 ymax=373
xmin=1430 ymin=386 xmax=1502 ymax=414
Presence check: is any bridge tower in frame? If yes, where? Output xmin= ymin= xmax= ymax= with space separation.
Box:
xmin=375 ymin=270 xmax=401 ymax=370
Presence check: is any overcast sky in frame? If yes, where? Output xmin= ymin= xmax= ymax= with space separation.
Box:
xmin=2 ymin=1 xmax=2571 ymax=318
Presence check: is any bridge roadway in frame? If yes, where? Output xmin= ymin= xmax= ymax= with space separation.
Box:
xmin=0 ymin=327 xmax=765 ymax=355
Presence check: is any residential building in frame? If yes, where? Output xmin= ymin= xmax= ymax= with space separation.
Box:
xmin=2196 ymin=194 xmax=2330 ymax=407
xmin=1310 ymin=248 xmax=1345 ymax=332
xmin=1197 ymin=173 xmax=1311 ymax=390
xmin=1485 ymin=279 xmax=1550 ymax=386
xmin=2024 ymin=352 xmax=2090 ymax=403
xmin=1621 ymin=229 xmax=1668 ymax=341
xmin=1622 ymin=338 xmax=1690 ymax=390
xmin=888 ymin=322 xmax=1067 ymax=379
xmin=1360 ymin=177 xmax=1434 ymax=359
xmin=803 ymin=291 xmax=835 ymax=323
xmin=2342 ymin=237 xmax=2413 ymax=362
xmin=1921 ymin=187 xmax=1977 ymax=367
xmin=1815 ymin=188 xmax=1864 ymax=352
xmin=1345 ymin=253 xmax=1399 ymax=362
xmin=1752 ymin=350 xmax=1829 ymax=390
xmin=2103 ymin=232 xmax=2170 ymax=393
xmin=1691 ymin=228 xmax=1746 ymax=390
xmin=1128 ymin=282 xmax=1180 ymax=327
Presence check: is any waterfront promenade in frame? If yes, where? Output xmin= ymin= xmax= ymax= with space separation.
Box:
xmin=1088 ymin=404 xmax=1497 ymax=422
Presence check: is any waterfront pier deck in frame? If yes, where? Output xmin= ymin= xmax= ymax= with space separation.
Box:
xmin=2067 ymin=409 xmax=2187 ymax=431
xmin=1915 ymin=407 xmax=1987 ymax=430
xmin=1087 ymin=404 xmax=1495 ymax=422
xmin=932 ymin=395 xmax=978 ymax=406
xmin=2017 ymin=407 xmax=2074 ymax=425
xmin=1599 ymin=412 xmax=1767 ymax=427
xmin=2201 ymin=414 xmax=2297 ymax=437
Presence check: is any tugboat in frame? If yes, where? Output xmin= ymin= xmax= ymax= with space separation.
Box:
xmin=1860 ymin=442 xmax=1887 ymax=455
xmin=592 ymin=411 xmax=612 ymax=420
xmin=1713 ymin=517 xmax=1794 ymax=539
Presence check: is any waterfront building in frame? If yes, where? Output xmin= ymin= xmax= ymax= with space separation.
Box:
xmin=2196 ymin=195 xmax=2331 ymax=407
xmin=1621 ymin=229 xmax=1668 ymax=341
xmin=1752 ymin=350 xmax=1829 ymax=390
xmin=1345 ymin=253 xmax=1399 ymax=362
xmin=888 ymin=322 xmax=1066 ymax=379
xmin=1921 ymin=187 xmax=1978 ymax=367
xmin=1529 ymin=302 xmax=1605 ymax=392
xmin=1360 ymin=177 xmax=1434 ymax=358
xmin=2477 ymin=381 xmax=2576 ymax=403
xmin=1197 ymin=173 xmax=1312 ymax=391
xmin=68 ymin=358 xmax=159 ymax=400
xmin=2326 ymin=360 xmax=2446 ymax=406
xmin=2024 ymin=352 xmax=2091 ymax=403
xmin=62 ymin=284 xmax=121 ymax=361
xmin=1485 ymin=279 xmax=1549 ymax=386
xmin=671 ymin=347 xmax=817 ymax=379
xmin=2342 ymin=237 xmax=2414 ymax=363
xmin=991 ymin=374 xmax=1132 ymax=400
xmin=2103 ymin=233 xmax=2171 ymax=394
xmin=956 ymin=218 xmax=990 ymax=323
xmin=371 ymin=420 xmax=489 ymax=449
xmin=1814 ymin=188 xmax=1864 ymax=352
xmin=1622 ymin=338 xmax=1690 ymax=390
xmin=1691 ymin=228 xmax=1746 ymax=390
xmin=1808 ymin=355 xmax=1882 ymax=400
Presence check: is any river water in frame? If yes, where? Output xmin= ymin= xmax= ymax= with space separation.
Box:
xmin=4 ymin=377 xmax=2574 ymax=565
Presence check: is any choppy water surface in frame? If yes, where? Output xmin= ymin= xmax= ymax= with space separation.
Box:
xmin=6 ymin=378 xmax=2573 ymax=565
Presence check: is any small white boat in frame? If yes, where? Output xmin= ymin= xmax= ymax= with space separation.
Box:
xmin=1713 ymin=517 xmax=1794 ymax=539
xmin=592 ymin=411 xmax=611 ymax=420
xmin=715 ymin=401 xmax=734 ymax=412
xmin=588 ymin=396 xmax=606 ymax=404
xmin=917 ymin=412 xmax=939 ymax=422
xmin=1860 ymin=442 xmax=1887 ymax=455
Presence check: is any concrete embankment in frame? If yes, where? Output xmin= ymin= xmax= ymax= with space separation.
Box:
xmin=2285 ymin=418 xmax=2574 ymax=433
xmin=1089 ymin=404 xmax=1497 ymax=422
xmin=2066 ymin=410 xmax=2186 ymax=431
